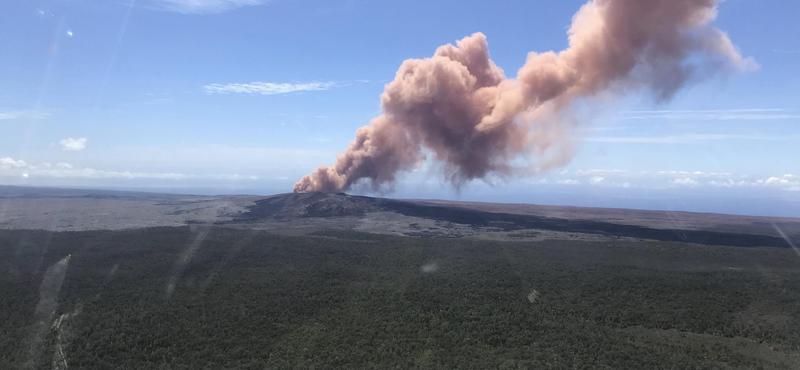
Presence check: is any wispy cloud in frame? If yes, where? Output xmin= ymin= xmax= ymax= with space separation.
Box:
xmin=670 ymin=177 xmax=700 ymax=187
xmin=60 ymin=138 xmax=88 ymax=151
xmin=579 ymin=126 xmax=630 ymax=133
xmin=0 ymin=110 xmax=50 ymax=120
xmin=774 ymin=49 xmax=800 ymax=55
xmin=576 ymin=169 xmax=738 ymax=179
xmin=204 ymin=81 xmax=336 ymax=95
xmin=704 ymin=175 xmax=800 ymax=192
xmin=571 ymin=169 xmax=800 ymax=192
xmin=575 ymin=169 xmax=629 ymax=176
xmin=708 ymin=179 xmax=748 ymax=188
xmin=619 ymin=108 xmax=800 ymax=121
xmin=623 ymin=108 xmax=785 ymax=114
xmin=0 ymin=157 xmax=260 ymax=181
xmin=556 ymin=179 xmax=580 ymax=186
xmin=0 ymin=158 xmax=28 ymax=168
xmin=587 ymin=133 xmax=796 ymax=144
xmin=757 ymin=175 xmax=800 ymax=191
xmin=654 ymin=170 xmax=737 ymax=178
xmin=141 ymin=0 xmax=268 ymax=14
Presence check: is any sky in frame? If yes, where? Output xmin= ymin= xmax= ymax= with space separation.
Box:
xmin=1 ymin=0 xmax=799 ymax=217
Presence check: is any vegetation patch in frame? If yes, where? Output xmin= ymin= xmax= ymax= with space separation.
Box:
xmin=1 ymin=228 xmax=798 ymax=369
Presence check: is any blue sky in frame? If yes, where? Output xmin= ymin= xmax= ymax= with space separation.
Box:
xmin=1 ymin=0 xmax=799 ymax=216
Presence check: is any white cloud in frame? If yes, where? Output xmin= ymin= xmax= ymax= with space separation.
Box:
xmin=575 ymin=169 xmax=628 ymax=176
xmin=579 ymin=126 xmax=629 ymax=133
xmin=655 ymin=171 xmax=733 ymax=178
xmin=556 ymin=179 xmax=580 ymax=186
xmin=756 ymin=176 xmax=800 ymax=192
xmin=708 ymin=179 xmax=747 ymax=188
xmin=574 ymin=169 xmax=735 ymax=179
xmin=658 ymin=170 xmax=700 ymax=176
xmin=670 ymin=178 xmax=700 ymax=187
xmin=0 ymin=158 xmax=28 ymax=168
xmin=0 ymin=157 xmax=259 ymax=181
xmin=60 ymin=138 xmax=88 ymax=151
xmin=142 ymin=0 xmax=268 ymax=14
xmin=0 ymin=110 xmax=50 ymax=120
xmin=587 ymin=133 xmax=796 ymax=144
xmin=619 ymin=108 xmax=800 ymax=121
xmin=763 ymin=177 xmax=791 ymax=186
xmin=0 ymin=144 xmax=333 ymax=187
xmin=208 ymin=173 xmax=260 ymax=180
xmin=89 ymin=145 xmax=333 ymax=172
xmin=55 ymin=168 xmax=189 ymax=180
xmin=566 ymin=168 xmax=800 ymax=192
xmin=204 ymin=81 xmax=335 ymax=95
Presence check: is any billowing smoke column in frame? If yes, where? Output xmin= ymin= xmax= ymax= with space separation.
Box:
xmin=294 ymin=0 xmax=754 ymax=193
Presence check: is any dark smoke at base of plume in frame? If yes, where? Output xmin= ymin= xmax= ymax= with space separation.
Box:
xmin=293 ymin=0 xmax=755 ymax=194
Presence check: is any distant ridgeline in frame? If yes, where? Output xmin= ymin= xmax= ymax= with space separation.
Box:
xmin=240 ymin=193 xmax=797 ymax=249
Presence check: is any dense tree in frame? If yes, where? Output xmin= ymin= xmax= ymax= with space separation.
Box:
xmin=1 ymin=227 xmax=798 ymax=369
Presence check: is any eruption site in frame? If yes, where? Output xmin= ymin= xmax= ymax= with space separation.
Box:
xmin=294 ymin=0 xmax=755 ymax=194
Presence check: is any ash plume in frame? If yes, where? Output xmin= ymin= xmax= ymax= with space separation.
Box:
xmin=294 ymin=0 xmax=755 ymax=194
